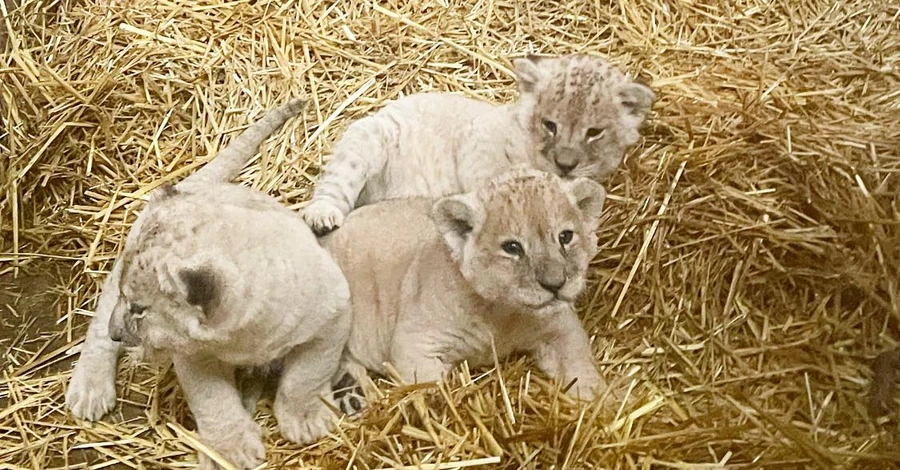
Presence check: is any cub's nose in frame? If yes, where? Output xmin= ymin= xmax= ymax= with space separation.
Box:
xmin=553 ymin=150 xmax=580 ymax=176
xmin=555 ymin=159 xmax=577 ymax=175
xmin=537 ymin=263 xmax=567 ymax=294
xmin=538 ymin=277 xmax=566 ymax=294
xmin=108 ymin=324 xmax=123 ymax=342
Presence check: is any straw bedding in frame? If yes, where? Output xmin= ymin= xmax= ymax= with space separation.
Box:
xmin=1 ymin=0 xmax=899 ymax=468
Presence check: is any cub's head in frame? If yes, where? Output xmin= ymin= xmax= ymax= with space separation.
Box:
xmin=514 ymin=54 xmax=655 ymax=182
xmin=108 ymin=185 xmax=228 ymax=357
xmin=432 ymin=169 xmax=606 ymax=316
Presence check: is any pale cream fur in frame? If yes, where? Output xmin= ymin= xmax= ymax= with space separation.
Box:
xmin=64 ymin=98 xmax=349 ymax=469
xmin=303 ymin=53 xmax=654 ymax=234
xmin=110 ymin=182 xmax=350 ymax=468
xmin=323 ymin=168 xmax=608 ymax=400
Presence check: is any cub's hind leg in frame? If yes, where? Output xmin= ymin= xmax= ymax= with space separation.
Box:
xmin=389 ymin=330 xmax=451 ymax=386
xmin=173 ymin=355 xmax=265 ymax=470
xmin=274 ymin=318 xmax=349 ymax=444
xmin=301 ymin=115 xmax=393 ymax=234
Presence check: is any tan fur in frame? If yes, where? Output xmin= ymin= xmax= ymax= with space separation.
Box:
xmin=303 ymin=53 xmax=653 ymax=234
xmin=323 ymin=168 xmax=608 ymax=400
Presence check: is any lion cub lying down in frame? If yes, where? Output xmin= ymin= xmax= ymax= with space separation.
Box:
xmin=323 ymin=168 xmax=608 ymax=399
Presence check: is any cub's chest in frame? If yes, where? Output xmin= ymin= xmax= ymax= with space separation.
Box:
xmin=210 ymin=340 xmax=296 ymax=367
xmin=436 ymin=314 xmax=545 ymax=366
xmin=207 ymin=320 xmax=310 ymax=367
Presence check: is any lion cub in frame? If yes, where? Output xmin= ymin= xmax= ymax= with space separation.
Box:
xmin=303 ymin=53 xmax=654 ymax=234
xmin=323 ymin=169 xmax=608 ymax=399
xmin=66 ymin=99 xmax=350 ymax=469
xmin=110 ymin=182 xmax=350 ymax=468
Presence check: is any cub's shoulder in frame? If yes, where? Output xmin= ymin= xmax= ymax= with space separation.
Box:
xmin=384 ymin=92 xmax=495 ymax=115
xmin=321 ymin=198 xmax=438 ymax=251
xmin=175 ymin=182 xmax=284 ymax=212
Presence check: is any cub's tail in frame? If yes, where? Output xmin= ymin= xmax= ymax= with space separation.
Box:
xmin=183 ymin=97 xmax=307 ymax=185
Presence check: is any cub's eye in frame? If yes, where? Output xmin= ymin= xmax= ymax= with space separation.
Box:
xmin=129 ymin=304 xmax=147 ymax=317
xmin=558 ymin=230 xmax=574 ymax=246
xmin=585 ymin=127 xmax=606 ymax=140
xmin=501 ymin=240 xmax=524 ymax=256
xmin=541 ymin=119 xmax=557 ymax=136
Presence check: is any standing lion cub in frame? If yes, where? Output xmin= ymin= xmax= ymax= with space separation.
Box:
xmin=109 ymin=181 xmax=350 ymax=469
xmin=323 ymin=168 xmax=608 ymax=399
xmin=66 ymin=98 xmax=351 ymax=469
xmin=303 ymin=53 xmax=654 ymax=234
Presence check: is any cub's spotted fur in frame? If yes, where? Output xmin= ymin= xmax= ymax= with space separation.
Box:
xmin=323 ymin=168 xmax=609 ymax=400
xmin=303 ymin=53 xmax=654 ymax=234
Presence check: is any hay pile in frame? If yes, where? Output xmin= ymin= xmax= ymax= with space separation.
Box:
xmin=2 ymin=0 xmax=899 ymax=468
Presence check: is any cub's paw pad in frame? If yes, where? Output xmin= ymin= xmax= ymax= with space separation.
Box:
xmin=66 ymin=363 xmax=117 ymax=421
xmin=333 ymin=372 xmax=367 ymax=416
xmin=301 ymin=201 xmax=345 ymax=235
xmin=336 ymin=389 xmax=366 ymax=417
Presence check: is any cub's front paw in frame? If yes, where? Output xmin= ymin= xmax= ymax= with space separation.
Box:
xmin=276 ymin=400 xmax=336 ymax=445
xmin=201 ymin=421 xmax=266 ymax=470
xmin=565 ymin=372 xmax=606 ymax=402
xmin=301 ymin=200 xmax=345 ymax=235
xmin=66 ymin=359 xmax=117 ymax=421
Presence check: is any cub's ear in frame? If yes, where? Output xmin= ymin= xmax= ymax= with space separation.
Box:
xmin=177 ymin=268 xmax=219 ymax=317
xmin=618 ymin=80 xmax=656 ymax=118
xmin=149 ymin=183 xmax=179 ymax=203
xmin=563 ymin=178 xmax=607 ymax=230
xmin=432 ymin=194 xmax=480 ymax=260
xmin=513 ymin=55 xmax=547 ymax=94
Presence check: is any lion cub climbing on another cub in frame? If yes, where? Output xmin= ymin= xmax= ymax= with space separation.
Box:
xmin=324 ymin=168 xmax=608 ymax=399
xmin=304 ymin=53 xmax=654 ymax=234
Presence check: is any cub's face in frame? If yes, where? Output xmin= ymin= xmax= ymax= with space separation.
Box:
xmin=109 ymin=257 xmax=214 ymax=357
xmin=434 ymin=170 xmax=606 ymax=316
xmin=108 ymin=195 xmax=222 ymax=357
xmin=514 ymin=54 xmax=655 ymax=182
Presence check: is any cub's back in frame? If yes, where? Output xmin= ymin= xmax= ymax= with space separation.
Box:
xmin=153 ymin=183 xmax=316 ymax=256
xmin=321 ymin=198 xmax=440 ymax=367
xmin=384 ymin=92 xmax=495 ymax=128
xmin=357 ymin=93 xmax=499 ymax=203
xmin=321 ymin=197 xmax=438 ymax=280
xmin=145 ymin=183 xmax=346 ymax=305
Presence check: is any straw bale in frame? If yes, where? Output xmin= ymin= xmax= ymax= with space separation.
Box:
xmin=1 ymin=0 xmax=899 ymax=468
